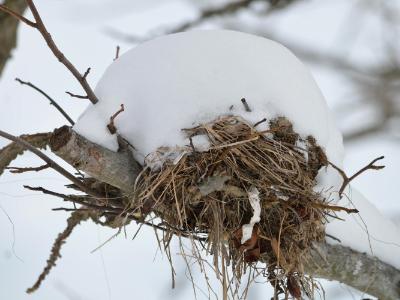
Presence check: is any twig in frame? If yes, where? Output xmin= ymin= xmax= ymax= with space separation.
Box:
xmin=82 ymin=67 xmax=91 ymax=80
xmin=0 ymin=1 xmax=99 ymax=104
xmin=65 ymin=91 xmax=89 ymax=99
xmin=0 ymin=132 xmax=51 ymax=176
xmin=253 ymin=118 xmax=267 ymax=127
xmin=6 ymin=164 xmax=49 ymax=173
xmin=114 ymin=45 xmax=120 ymax=61
xmin=26 ymin=210 xmax=89 ymax=293
xmin=0 ymin=129 xmax=102 ymax=198
xmin=241 ymin=98 xmax=251 ymax=112
xmin=15 ymin=78 xmax=74 ymax=125
xmin=107 ymin=104 xmax=124 ymax=134
xmin=330 ymin=156 xmax=385 ymax=197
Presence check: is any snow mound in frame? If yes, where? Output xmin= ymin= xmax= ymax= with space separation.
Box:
xmin=74 ymin=30 xmax=342 ymax=163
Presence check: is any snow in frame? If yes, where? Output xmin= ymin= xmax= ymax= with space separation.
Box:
xmin=326 ymin=187 xmax=400 ymax=269
xmin=73 ymin=30 xmax=400 ymax=269
xmin=241 ymin=187 xmax=261 ymax=244
xmin=74 ymin=30 xmax=343 ymax=169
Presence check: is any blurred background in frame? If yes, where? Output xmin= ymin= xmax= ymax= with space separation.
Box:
xmin=0 ymin=0 xmax=399 ymax=299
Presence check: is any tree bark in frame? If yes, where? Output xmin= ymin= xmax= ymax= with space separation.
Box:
xmin=0 ymin=0 xmax=27 ymax=76
xmin=49 ymin=126 xmax=400 ymax=299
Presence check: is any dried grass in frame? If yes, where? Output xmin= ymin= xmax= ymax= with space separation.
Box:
xmin=129 ymin=115 xmax=337 ymax=299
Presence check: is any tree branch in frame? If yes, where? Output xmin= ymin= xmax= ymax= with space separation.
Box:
xmin=50 ymin=126 xmax=141 ymax=193
xmin=0 ymin=129 xmax=101 ymax=198
xmin=15 ymin=78 xmax=75 ymax=125
xmin=306 ymin=242 xmax=400 ymax=300
xmin=0 ymin=1 xmax=99 ymax=104
xmin=0 ymin=131 xmax=51 ymax=175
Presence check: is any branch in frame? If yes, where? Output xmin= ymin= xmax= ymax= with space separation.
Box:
xmin=0 ymin=132 xmax=51 ymax=175
xmin=330 ymin=156 xmax=385 ymax=197
xmin=26 ymin=210 xmax=90 ymax=293
xmin=15 ymin=78 xmax=74 ymax=125
xmin=0 ymin=0 xmax=27 ymax=75
xmin=0 ymin=129 xmax=102 ymax=198
xmin=7 ymin=163 xmax=49 ymax=173
xmin=50 ymin=126 xmax=141 ymax=193
xmin=306 ymin=242 xmax=400 ymax=300
xmin=0 ymin=1 xmax=99 ymax=104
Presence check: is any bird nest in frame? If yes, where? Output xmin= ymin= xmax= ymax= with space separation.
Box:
xmin=130 ymin=115 xmax=335 ymax=299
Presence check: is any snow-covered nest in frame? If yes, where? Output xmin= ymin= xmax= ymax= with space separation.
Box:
xmin=130 ymin=114 xmax=351 ymax=297
xmin=71 ymin=30 xmax=399 ymax=297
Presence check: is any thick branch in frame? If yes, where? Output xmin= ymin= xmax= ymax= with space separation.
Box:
xmin=0 ymin=0 xmax=27 ymax=75
xmin=50 ymin=126 xmax=141 ymax=192
xmin=306 ymin=242 xmax=400 ymax=300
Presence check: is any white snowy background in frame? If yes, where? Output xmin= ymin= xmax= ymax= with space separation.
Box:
xmin=0 ymin=1 xmax=399 ymax=300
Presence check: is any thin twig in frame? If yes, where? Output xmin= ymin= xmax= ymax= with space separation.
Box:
xmin=0 ymin=3 xmax=36 ymax=27
xmin=26 ymin=210 xmax=89 ymax=293
xmin=107 ymin=104 xmax=124 ymax=134
xmin=0 ymin=130 xmax=102 ymax=198
xmin=0 ymin=1 xmax=99 ymax=104
xmin=65 ymin=91 xmax=89 ymax=99
xmin=15 ymin=78 xmax=74 ymax=125
xmin=254 ymin=118 xmax=267 ymax=127
xmin=114 ymin=45 xmax=120 ymax=61
xmin=241 ymin=98 xmax=251 ymax=112
xmin=330 ymin=156 xmax=385 ymax=197
xmin=7 ymin=164 xmax=49 ymax=173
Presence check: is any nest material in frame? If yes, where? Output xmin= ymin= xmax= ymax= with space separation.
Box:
xmin=132 ymin=115 xmax=331 ymax=298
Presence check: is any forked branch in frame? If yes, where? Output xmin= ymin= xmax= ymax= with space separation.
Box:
xmin=0 ymin=0 xmax=99 ymax=104
xmin=330 ymin=156 xmax=385 ymax=197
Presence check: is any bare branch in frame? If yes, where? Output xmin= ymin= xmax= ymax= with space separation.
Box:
xmin=15 ymin=78 xmax=74 ymax=125
xmin=114 ymin=45 xmax=120 ymax=61
xmin=0 ymin=1 xmax=99 ymax=104
xmin=7 ymin=163 xmax=49 ymax=173
xmin=26 ymin=210 xmax=90 ymax=293
xmin=306 ymin=242 xmax=400 ymax=300
xmin=0 ymin=132 xmax=51 ymax=176
xmin=50 ymin=126 xmax=141 ymax=192
xmin=330 ymin=156 xmax=385 ymax=197
xmin=107 ymin=104 xmax=124 ymax=134
xmin=65 ymin=91 xmax=89 ymax=99
xmin=0 ymin=129 xmax=102 ymax=198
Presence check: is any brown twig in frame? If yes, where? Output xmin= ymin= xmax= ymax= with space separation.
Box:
xmin=0 ymin=129 xmax=102 ymax=198
xmin=65 ymin=91 xmax=89 ymax=99
xmin=0 ymin=1 xmax=99 ymax=104
xmin=241 ymin=98 xmax=251 ymax=112
xmin=107 ymin=104 xmax=125 ymax=134
xmin=26 ymin=210 xmax=89 ymax=293
xmin=330 ymin=156 xmax=385 ymax=197
xmin=114 ymin=45 xmax=120 ymax=61
xmin=7 ymin=164 xmax=49 ymax=173
xmin=15 ymin=78 xmax=74 ymax=125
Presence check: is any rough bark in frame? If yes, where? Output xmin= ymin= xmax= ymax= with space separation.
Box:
xmin=49 ymin=126 xmax=400 ymax=299
xmin=50 ymin=126 xmax=141 ymax=192
xmin=306 ymin=243 xmax=400 ymax=300
xmin=0 ymin=0 xmax=26 ymax=76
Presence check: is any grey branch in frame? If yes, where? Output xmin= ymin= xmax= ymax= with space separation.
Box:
xmin=306 ymin=243 xmax=400 ymax=300
xmin=0 ymin=0 xmax=27 ymax=76
xmin=50 ymin=126 xmax=141 ymax=193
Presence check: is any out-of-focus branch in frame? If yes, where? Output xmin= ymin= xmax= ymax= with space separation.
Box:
xmin=0 ymin=131 xmax=51 ymax=176
xmin=0 ymin=0 xmax=27 ymax=76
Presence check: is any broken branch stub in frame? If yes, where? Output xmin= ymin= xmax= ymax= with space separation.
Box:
xmin=50 ymin=126 xmax=141 ymax=193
